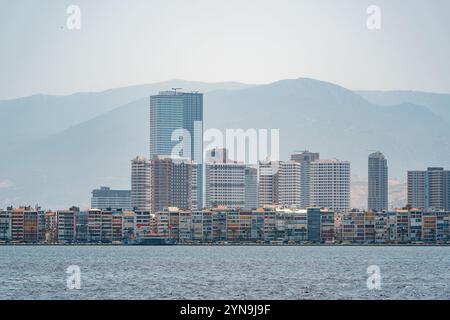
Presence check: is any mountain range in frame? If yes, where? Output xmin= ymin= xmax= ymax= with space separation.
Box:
xmin=1 ymin=78 xmax=449 ymax=209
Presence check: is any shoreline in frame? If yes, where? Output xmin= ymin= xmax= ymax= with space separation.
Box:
xmin=1 ymin=243 xmax=449 ymax=247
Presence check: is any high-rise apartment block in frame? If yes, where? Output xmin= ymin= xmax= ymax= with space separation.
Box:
xmin=151 ymin=156 xmax=198 ymax=213
xmin=291 ymin=151 xmax=319 ymax=207
xmin=205 ymin=148 xmax=258 ymax=210
xmin=368 ymin=152 xmax=388 ymax=212
xmin=205 ymin=162 xmax=246 ymax=209
xmin=278 ymin=161 xmax=301 ymax=208
xmin=407 ymin=167 xmax=450 ymax=210
xmin=131 ymin=156 xmax=152 ymax=211
xmin=258 ymin=160 xmax=279 ymax=207
xmin=310 ymin=159 xmax=351 ymax=212
xmin=244 ymin=167 xmax=258 ymax=210
xmin=258 ymin=155 xmax=350 ymax=212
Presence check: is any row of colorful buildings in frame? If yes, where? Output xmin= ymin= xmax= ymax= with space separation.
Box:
xmin=1 ymin=206 xmax=449 ymax=244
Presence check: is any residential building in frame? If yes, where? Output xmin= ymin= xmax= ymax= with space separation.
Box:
xmin=151 ymin=156 xmax=198 ymax=213
xmin=112 ymin=211 xmax=124 ymax=242
xmin=423 ymin=213 xmax=437 ymax=243
xmin=10 ymin=207 xmax=39 ymax=243
xmin=23 ymin=211 xmax=38 ymax=243
xmin=310 ymin=159 xmax=351 ymax=212
xmin=135 ymin=210 xmax=151 ymax=243
xmin=374 ymin=212 xmax=389 ymax=243
xmin=244 ymin=167 xmax=258 ymax=210
xmin=291 ymin=151 xmax=319 ymax=207
xmin=75 ymin=211 xmax=88 ymax=243
xmin=408 ymin=167 xmax=450 ymax=210
xmin=320 ymin=209 xmax=335 ymax=243
xmin=278 ymin=161 xmax=301 ymax=208
xmin=45 ymin=211 xmax=58 ymax=243
xmin=368 ymin=152 xmax=388 ymax=212
xmin=307 ymin=207 xmax=321 ymax=242
xmin=57 ymin=208 xmax=77 ymax=243
xmin=122 ymin=211 xmax=136 ymax=244
xmin=131 ymin=156 xmax=152 ymax=211
xmin=258 ymin=160 xmax=279 ymax=207
xmin=211 ymin=208 xmax=227 ymax=241
xmin=410 ymin=209 xmax=423 ymax=242
xmin=396 ymin=209 xmax=410 ymax=243
xmin=0 ymin=210 xmax=11 ymax=242
xmin=205 ymin=161 xmax=246 ymax=209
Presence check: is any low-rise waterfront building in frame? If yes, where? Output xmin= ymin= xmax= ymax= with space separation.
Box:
xmin=0 ymin=210 xmax=11 ymax=242
xmin=57 ymin=208 xmax=77 ymax=244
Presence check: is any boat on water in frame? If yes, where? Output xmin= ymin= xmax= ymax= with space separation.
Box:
xmin=137 ymin=235 xmax=177 ymax=245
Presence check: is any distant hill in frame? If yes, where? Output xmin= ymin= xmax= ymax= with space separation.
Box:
xmin=0 ymin=79 xmax=253 ymax=153
xmin=1 ymin=78 xmax=449 ymax=209
xmin=357 ymin=90 xmax=450 ymax=124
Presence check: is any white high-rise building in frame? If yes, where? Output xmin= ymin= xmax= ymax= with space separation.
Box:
xmin=205 ymin=162 xmax=246 ymax=209
xmin=258 ymin=160 xmax=279 ymax=207
xmin=310 ymin=159 xmax=350 ymax=212
xmin=291 ymin=151 xmax=319 ymax=207
xmin=131 ymin=156 xmax=152 ymax=211
xmin=407 ymin=167 xmax=450 ymax=210
xmin=278 ymin=161 xmax=301 ymax=208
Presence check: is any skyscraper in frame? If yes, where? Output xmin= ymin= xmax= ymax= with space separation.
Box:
xmin=150 ymin=90 xmax=203 ymax=206
xmin=408 ymin=167 xmax=450 ymax=210
xmin=310 ymin=159 xmax=351 ymax=212
xmin=368 ymin=152 xmax=388 ymax=212
xmin=291 ymin=151 xmax=319 ymax=207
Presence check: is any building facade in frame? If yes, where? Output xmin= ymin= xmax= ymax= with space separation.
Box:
xmin=291 ymin=151 xmax=319 ymax=207
xmin=310 ymin=159 xmax=351 ymax=212
xmin=258 ymin=160 xmax=279 ymax=207
xmin=368 ymin=152 xmax=388 ymax=212
xmin=150 ymin=90 xmax=203 ymax=207
xmin=408 ymin=167 xmax=450 ymax=210
xmin=91 ymin=186 xmax=131 ymax=211
xmin=151 ymin=156 xmax=198 ymax=213
xmin=131 ymin=156 xmax=152 ymax=211
xmin=244 ymin=167 xmax=258 ymax=210
xmin=278 ymin=161 xmax=302 ymax=208
xmin=205 ymin=162 xmax=246 ymax=209
xmin=57 ymin=209 xmax=77 ymax=243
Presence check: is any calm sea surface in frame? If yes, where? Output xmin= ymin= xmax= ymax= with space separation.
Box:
xmin=0 ymin=246 xmax=449 ymax=300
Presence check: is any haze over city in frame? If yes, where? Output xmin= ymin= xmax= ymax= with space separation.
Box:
xmin=1 ymin=1 xmax=450 ymax=305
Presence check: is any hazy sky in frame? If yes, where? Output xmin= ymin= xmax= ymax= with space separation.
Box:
xmin=1 ymin=0 xmax=449 ymax=99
